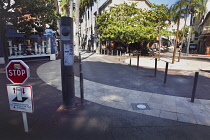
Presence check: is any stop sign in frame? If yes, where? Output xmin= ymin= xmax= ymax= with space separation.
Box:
xmin=6 ymin=60 xmax=30 ymax=84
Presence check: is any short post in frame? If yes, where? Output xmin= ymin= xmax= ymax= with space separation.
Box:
xmin=137 ymin=53 xmax=139 ymax=70
xmin=117 ymin=50 xmax=118 ymax=59
xmin=154 ymin=58 xmax=157 ymax=77
xmin=124 ymin=53 xmax=126 ymax=63
xmin=130 ymin=54 xmax=132 ymax=66
xmin=100 ymin=48 xmax=102 ymax=54
xmin=120 ymin=51 xmax=121 ymax=61
xmin=22 ymin=112 xmax=29 ymax=132
xmin=164 ymin=62 xmax=169 ymax=85
xmin=112 ymin=50 xmax=113 ymax=56
xmin=107 ymin=49 xmax=109 ymax=55
xmin=79 ymin=53 xmax=84 ymax=105
xmin=191 ymin=72 xmax=199 ymax=103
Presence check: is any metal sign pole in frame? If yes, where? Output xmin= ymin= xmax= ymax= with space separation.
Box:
xmin=60 ymin=17 xmax=75 ymax=108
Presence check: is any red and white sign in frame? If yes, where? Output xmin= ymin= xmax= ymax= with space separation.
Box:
xmin=7 ymin=85 xmax=34 ymax=113
xmin=6 ymin=60 xmax=30 ymax=84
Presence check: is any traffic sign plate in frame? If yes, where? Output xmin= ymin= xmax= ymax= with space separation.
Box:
xmin=6 ymin=60 xmax=30 ymax=84
xmin=7 ymin=85 xmax=34 ymax=113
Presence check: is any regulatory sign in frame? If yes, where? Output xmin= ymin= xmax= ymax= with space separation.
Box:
xmin=6 ymin=60 xmax=30 ymax=84
xmin=64 ymin=43 xmax=74 ymax=66
xmin=7 ymin=85 xmax=33 ymax=113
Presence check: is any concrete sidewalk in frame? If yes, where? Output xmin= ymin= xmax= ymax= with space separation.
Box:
xmin=37 ymin=52 xmax=210 ymax=126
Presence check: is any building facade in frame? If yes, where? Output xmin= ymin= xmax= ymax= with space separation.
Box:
xmin=197 ymin=0 xmax=210 ymax=54
xmin=79 ymin=0 xmax=151 ymax=52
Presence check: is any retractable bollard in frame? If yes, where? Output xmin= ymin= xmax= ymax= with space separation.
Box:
xmin=79 ymin=53 xmax=84 ymax=105
xmin=154 ymin=58 xmax=157 ymax=77
xmin=164 ymin=62 xmax=169 ymax=85
xmin=191 ymin=72 xmax=199 ymax=103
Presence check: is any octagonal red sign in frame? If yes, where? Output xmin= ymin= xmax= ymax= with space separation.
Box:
xmin=6 ymin=60 xmax=30 ymax=84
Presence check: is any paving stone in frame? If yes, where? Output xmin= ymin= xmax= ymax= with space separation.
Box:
xmin=143 ymin=109 xmax=161 ymax=117
xmin=147 ymin=102 xmax=162 ymax=110
xmin=161 ymin=104 xmax=177 ymax=112
xmin=160 ymin=110 xmax=177 ymax=121
xmin=177 ymin=113 xmax=197 ymax=124
xmin=176 ymin=106 xmax=193 ymax=115
xmin=162 ymin=95 xmax=176 ymax=106
xmin=195 ymin=115 xmax=210 ymax=126
xmin=102 ymin=100 xmax=118 ymax=108
xmin=149 ymin=95 xmax=164 ymax=104
xmin=115 ymin=102 xmax=131 ymax=111
xmin=200 ymin=99 xmax=210 ymax=105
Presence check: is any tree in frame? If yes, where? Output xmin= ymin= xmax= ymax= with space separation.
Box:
xmin=60 ymin=0 xmax=74 ymax=17
xmin=171 ymin=0 xmax=207 ymax=58
xmin=0 ymin=0 xmax=60 ymax=65
xmin=96 ymin=3 xmax=170 ymax=53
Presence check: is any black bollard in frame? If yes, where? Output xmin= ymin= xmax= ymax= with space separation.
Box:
xmin=79 ymin=53 xmax=84 ymax=105
xmin=130 ymin=54 xmax=131 ymax=66
xmin=154 ymin=58 xmax=157 ymax=77
xmin=137 ymin=53 xmax=139 ymax=70
xmin=191 ymin=72 xmax=199 ymax=103
xmin=164 ymin=62 xmax=169 ymax=85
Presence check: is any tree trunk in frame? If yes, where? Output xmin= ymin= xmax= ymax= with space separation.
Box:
xmin=75 ymin=0 xmax=80 ymax=57
xmin=172 ymin=0 xmax=183 ymax=64
xmin=178 ymin=5 xmax=189 ymax=62
xmin=1 ymin=28 xmax=9 ymax=66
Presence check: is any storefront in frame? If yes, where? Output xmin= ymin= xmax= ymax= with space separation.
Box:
xmin=198 ymin=34 xmax=210 ymax=55
xmin=0 ymin=27 xmax=57 ymax=64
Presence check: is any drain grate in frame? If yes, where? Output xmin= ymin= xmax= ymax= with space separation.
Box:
xmin=131 ymin=103 xmax=150 ymax=110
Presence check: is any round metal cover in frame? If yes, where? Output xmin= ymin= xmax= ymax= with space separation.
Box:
xmin=137 ymin=104 xmax=147 ymax=109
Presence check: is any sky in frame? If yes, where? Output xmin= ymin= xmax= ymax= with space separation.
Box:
xmin=149 ymin=0 xmax=179 ymax=6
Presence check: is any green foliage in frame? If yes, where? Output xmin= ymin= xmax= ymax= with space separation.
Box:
xmin=79 ymin=0 xmax=96 ymax=17
xmin=97 ymin=3 xmax=171 ymax=47
xmin=0 ymin=0 xmax=60 ymax=36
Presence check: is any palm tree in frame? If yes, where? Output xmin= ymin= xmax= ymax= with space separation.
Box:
xmin=171 ymin=0 xmax=207 ymax=61
xmin=171 ymin=0 xmax=183 ymax=64
xmin=60 ymin=0 xmax=73 ymax=17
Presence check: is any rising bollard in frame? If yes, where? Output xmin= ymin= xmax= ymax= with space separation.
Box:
xmin=79 ymin=53 xmax=84 ymax=105
xmin=191 ymin=72 xmax=199 ymax=103
xmin=164 ymin=62 xmax=169 ymax=85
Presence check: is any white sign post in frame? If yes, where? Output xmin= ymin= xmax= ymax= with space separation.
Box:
xmin=6 ymin=60 xmax=33 ymax=133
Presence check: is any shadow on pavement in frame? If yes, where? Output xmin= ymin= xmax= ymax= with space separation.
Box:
xmin=74 ymin=60 xmax=210 ymax=100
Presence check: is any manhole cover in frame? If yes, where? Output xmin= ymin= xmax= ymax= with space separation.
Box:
xmin=137 ymin=104 xmax=147 ymax=109
xmin=131 ymin=103 xmax=150 ymax=110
